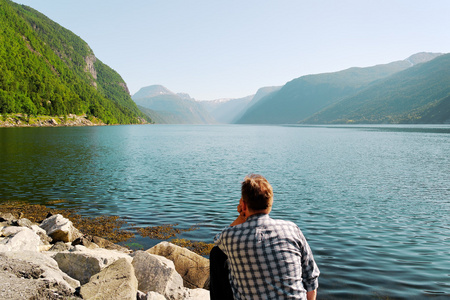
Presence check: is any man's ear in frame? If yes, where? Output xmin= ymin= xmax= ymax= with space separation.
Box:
xmin=241 ymin=200 xmax=248 ymax=213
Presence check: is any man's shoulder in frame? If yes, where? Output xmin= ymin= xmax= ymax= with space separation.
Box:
xmin=268 ymin=217 xmax=299 ymax=228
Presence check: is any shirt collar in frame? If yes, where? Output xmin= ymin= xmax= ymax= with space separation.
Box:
xmin=246 ymin=213 xmax=270 ymax=221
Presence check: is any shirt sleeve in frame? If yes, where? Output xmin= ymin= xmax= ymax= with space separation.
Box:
xmin=214 ymin=227 xmax=230 ymax=249
xmin=299 ymin=230 xmax=320 ymax=291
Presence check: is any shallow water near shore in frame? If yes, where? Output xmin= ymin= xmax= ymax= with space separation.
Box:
xmin=1 ymin=124 xmax=450 ymax=299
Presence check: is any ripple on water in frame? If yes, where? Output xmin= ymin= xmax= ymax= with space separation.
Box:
xmin=1 ymin=124 xmax=450 ymax=298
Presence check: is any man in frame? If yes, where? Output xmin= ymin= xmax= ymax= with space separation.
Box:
xmin=211 ymin=174 xmax=320 ymax=300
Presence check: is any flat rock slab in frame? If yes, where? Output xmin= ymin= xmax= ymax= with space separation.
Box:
xmin=0 ymin=252 xmax=80 ymax=299
xmin=52 ymin=245 xmax=132 ymax=284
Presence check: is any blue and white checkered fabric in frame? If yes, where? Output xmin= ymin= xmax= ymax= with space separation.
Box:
xmin=215 ymin=214 xmax=320 ymax=300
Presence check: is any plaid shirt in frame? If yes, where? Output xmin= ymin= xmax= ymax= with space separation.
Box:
xmin=214 ymin=214 xmax=320 ymax=300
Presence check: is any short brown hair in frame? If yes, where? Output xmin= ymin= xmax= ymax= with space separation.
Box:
xmin=241 ymin=174 xmax=273 ymax=211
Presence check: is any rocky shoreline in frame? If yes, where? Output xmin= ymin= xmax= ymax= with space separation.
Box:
xmin=0 ymin=114 xmax=106 ymax=127
xmin=0 ymin=212 xmax=210 ymax=300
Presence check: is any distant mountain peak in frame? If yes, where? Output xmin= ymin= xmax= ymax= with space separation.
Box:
xmin=133 ymin=85 xmax=175 ymax=99
xmin=405 ymin=52 xmax=443 ymax=66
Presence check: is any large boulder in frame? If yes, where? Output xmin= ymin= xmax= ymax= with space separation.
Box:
xmin=0 ymin=227 xmax=41 ymax=252
xmin=31 ymin=224 xmax=53 ymax=246
xmin=52 ymin=245 xmax=132 ymax=284
xmin=1 ymin=226 xmax=24 ymax=237
xmin=147 ymin=242 xmax=210 ymax=289
xmin=132 ymin=251 xmax=185 ymax=300
xmin=0 ymin=251 xmax=80 ymax=293
xmin=40 ymin=214 xmax=82 ymax=243
xmin=79 ymin=258 xmax=138 ymax=300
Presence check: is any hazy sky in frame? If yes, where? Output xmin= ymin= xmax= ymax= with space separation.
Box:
xmin=14 ymin=0 xmax=450 ymax=100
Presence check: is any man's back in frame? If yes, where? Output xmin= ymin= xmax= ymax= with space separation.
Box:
xmin=215 ymin=214 xmax=320 ymax=299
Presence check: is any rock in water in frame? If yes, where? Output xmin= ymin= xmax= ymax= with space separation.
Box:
xmin=79 ymin=258 xmax=138 ymax=300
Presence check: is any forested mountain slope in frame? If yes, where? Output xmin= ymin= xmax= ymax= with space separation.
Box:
xmin=304 ymin=53 xmax=450 ymax=124
xmin=234 ymin=53 xmax=442 ymax=124
xmin=0 ymin=0 xmax=149 ymax=124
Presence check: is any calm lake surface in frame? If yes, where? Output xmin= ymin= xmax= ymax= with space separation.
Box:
xmin=1 ymin=124 xmax=449 ymax=299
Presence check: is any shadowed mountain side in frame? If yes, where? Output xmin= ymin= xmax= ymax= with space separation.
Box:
xmin=234 ymin=52 xmax=442 ymax=124
xmin=230 ymin=86 xmax=281 ymax=123
xmin=303 ymin=53 xmax=450 ymax=124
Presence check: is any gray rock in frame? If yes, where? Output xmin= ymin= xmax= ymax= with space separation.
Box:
xmin=0 ymin=227 xmax=41 ymax=251
xmin=31 ymin=224 xmax=53 ymax=245
xmin=0 ymin=212 xmax=16 ymax=223
xmin=71 ymin=236 xmax=99 ymax=249
xmin=186 ymin=288 xmax=210 ymax=300
xmin=49 ymin=241 xmax=73 ymax=252
xmin=0 ymin=251 xmax=80 ymax=292
xmin=79 ymin=258 xmax=138 ymax=300
xmin=145 ymin=291 xmax=167 ymax=300
xmin=1 ymin=226 xmax=24 ymax=237
xmin=147 ymin=242 xmax=210 ymax=289
xmin=52 ymin=245 xmax=132 ymax=284
xmin=40 ymin=214 xmax=82 ymax=243
xmin=13 ymin=217 xmax=33 ymax=228
xmin=132 ymin=250 xmax=186 ymax=300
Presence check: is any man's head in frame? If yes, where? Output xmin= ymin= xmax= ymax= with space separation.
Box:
xmin=241 ymin=174 xmax=273 ymax=214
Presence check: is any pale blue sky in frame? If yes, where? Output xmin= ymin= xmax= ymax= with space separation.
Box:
xmin=14 ymin=0 xmax=450 ymax=100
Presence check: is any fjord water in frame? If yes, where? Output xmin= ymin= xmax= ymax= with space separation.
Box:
xmin=1 ymin=124 xmax=449 ymax=299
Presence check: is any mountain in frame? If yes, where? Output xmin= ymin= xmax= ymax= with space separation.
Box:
xmin=200 ymin=86 xmax=282 ymax=124
xmin=200 ymin=96 xmax=253 ymax=124
xmin=304 ymin=53 xmax=450 ymax=124
xmin=234 ymin=52 xmax=442 ymax=124
xmin=132 ymin=85 xmax=175 ymax=99
xmin=230 ymin=86 xmax=281 ymax=123
xmin=132 ymin=85 xmax=215 ymax=124
xmin=0 ymin=0 xmax=150 ymax=124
